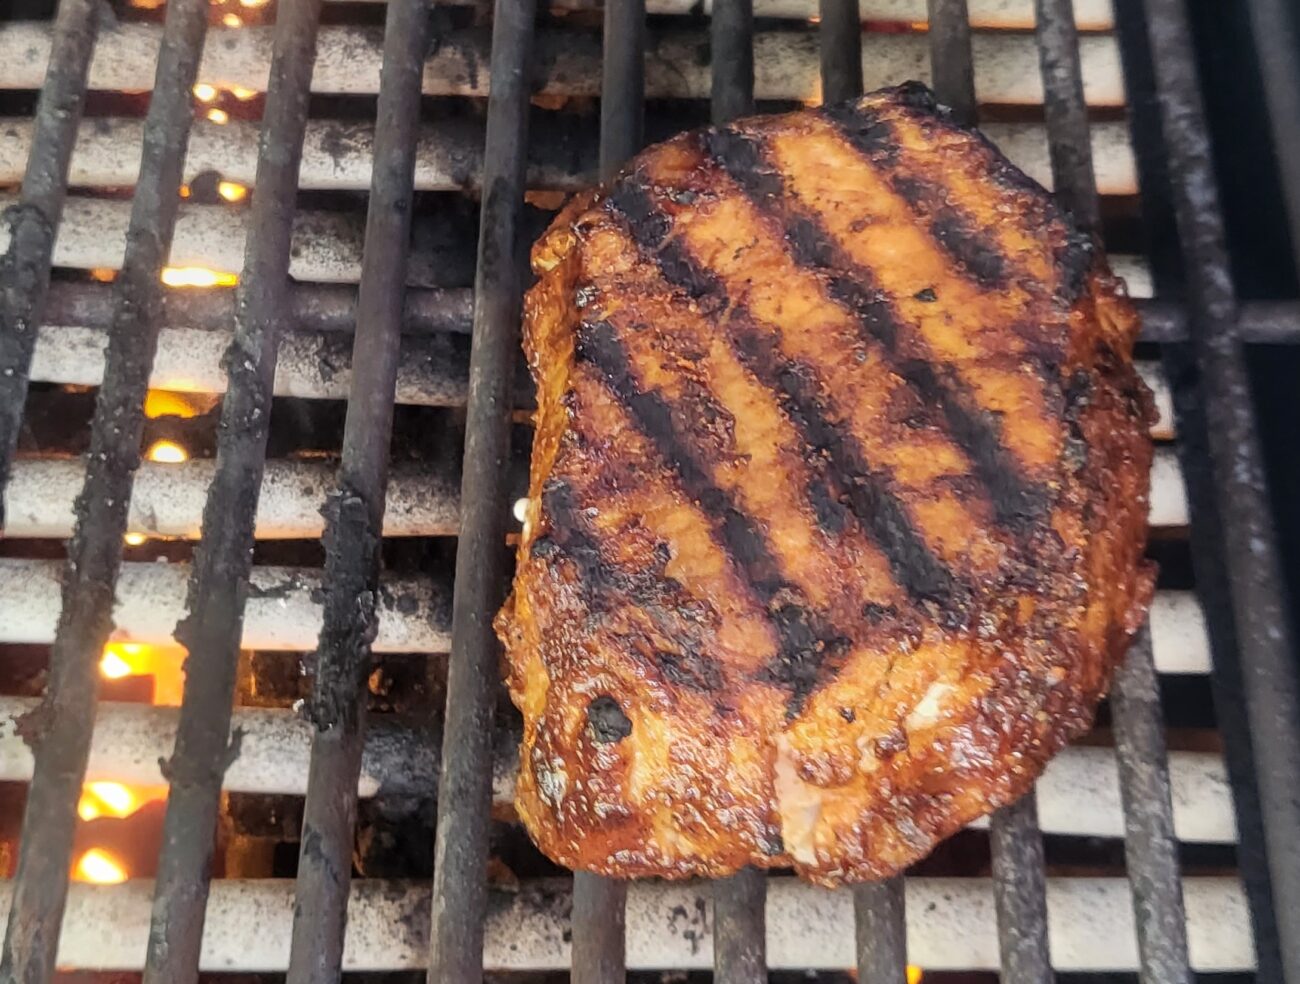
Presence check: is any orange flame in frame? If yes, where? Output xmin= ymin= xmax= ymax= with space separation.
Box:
xmin=146 ymin=440 xmax=188 ymax=464
xmin=160 ymin=266 xmax=237 ymax=288
xmin=77 ymin=782 xmax=167 ymax=822
xmin=217 ymin=180 xmax=248 ymax=203
xmin=73 ymin=848 xmax=128 ymax=884
xmin=221 ymin=12 xmax=242 ymax=26
xmin=99 ymin=642 xmax=186 ymax=706
xmin=193 ymin=83 xmax=217 ymax=103
xmin=144 ymin=390 xmax=202 ymax=420
xmin=206 ymin=108 xmax=229 ymax=125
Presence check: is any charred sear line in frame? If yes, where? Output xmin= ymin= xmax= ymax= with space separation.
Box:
xmin=573 ymin=317 xmax=847 ymax=715
xmin=605 ymin=178 xmax=966 ymax=607
xmin=706 ymin=126 xmax=1049 ymax=531
xmin=815 ymin=111 xmax=1010 ymax=290
xmin=729 ymin=326 xmax=965 ymax=609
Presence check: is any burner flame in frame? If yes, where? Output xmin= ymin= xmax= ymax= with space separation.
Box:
xmin=73 ymin=848 xmax=128 ymax=884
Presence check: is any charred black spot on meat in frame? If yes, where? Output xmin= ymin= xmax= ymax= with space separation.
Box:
xmin=914 ymin=286 xmax=937 ymax=302
xmin=862 ymin=602 xmax=899 ymax=623
xmin=1054 ymin=230 xmax=1096 ymax=305
xmin=587 ymin=696 xmax=632 ymax=742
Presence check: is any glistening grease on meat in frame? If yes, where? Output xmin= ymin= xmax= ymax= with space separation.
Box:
xmin=495 ymin=83 xmax=1156 ymax=885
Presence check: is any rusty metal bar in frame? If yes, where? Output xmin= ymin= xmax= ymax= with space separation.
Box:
xmin=0 ymin=0 xmax=208 ymax=980
xmin=425 ymin=0 xmax=535 ymax=979
xmin=139 ymin=1 xmax=325 ymax=981
xmin=283 ymin=0 xmax=430 ymax=981
xmin=0 ymin=0 xmax=99 ymax=527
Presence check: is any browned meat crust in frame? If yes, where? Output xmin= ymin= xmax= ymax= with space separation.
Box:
xmin=495 ymin=82 xmax=1156 ymax=885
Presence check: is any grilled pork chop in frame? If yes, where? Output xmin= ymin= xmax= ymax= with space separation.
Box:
xmin=495 ymin=83 xmax=1155 ymax=884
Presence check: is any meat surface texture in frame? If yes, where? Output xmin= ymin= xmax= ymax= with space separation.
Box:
xmin=495 ymin=82 xmax=1156 ymax=885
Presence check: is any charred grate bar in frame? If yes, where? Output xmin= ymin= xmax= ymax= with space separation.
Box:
xmin=0 ymin=0 xmax=210 ymax=979
xmin=1136 ymin=0 xmax=1300 ymax=979
xmin=139 ymin=1 xmax=326 ymax=981
xmin=0 ymin=0 xmax=98 ymax=521
xmin=426 ymin=0 xmax=534 ymax=980
xmin=283 ymin=0 xmax=430 ymax=981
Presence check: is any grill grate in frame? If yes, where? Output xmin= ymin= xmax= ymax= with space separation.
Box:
xmin=0 ymin=0 xmax=1295 ymax=980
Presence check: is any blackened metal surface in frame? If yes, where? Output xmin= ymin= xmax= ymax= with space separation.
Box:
xmin=1111 ymin=628 xmax=1193 ymax=984
xmin=1033 ymin=0 xmax=1100 ymax=233
xmin=1141 ymin=0 xmax=1300 ymax=978
xmin=711 ymin=0 xmax=755 ymax=125
xmin=854 ymin=876 xmax=907 ymax=984
xmin=713 ymin=867 xmax=766 ymax=984
xmin=818 ymin=0 xmax=863 ymax=106
xmin=1244 ymin=0 xmax=1300 ymax=286
xmin=38 ymin=281 xmax=475 ymax=336
xmin=924 ymin=0 xmax=976 ymax=126
xmin=0 ymin=0 xmax=99 ymax=528
xmin=598 ymin=0 xmax=645 ymax=182
xmin=426 ymin=0 xmax=535 ymax=979
xmin=1137 ymin=299 xmax=1300 ymax=345
xmin=571 ymin=872 xmax=628 ymax=984
xmin=141 ymin=1 xmax=326 ymax=981
xmin=989 ymin=792 xmax=1055 ymax=984
xmin=1036 ymin=1 xmax=1192 ymax=976
xmin=285 ymin=0 xmax=431 ymax=981
xmin=0 ymin=1 xmax=207 ymax=981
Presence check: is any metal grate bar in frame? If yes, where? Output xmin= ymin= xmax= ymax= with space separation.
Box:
xmin=989 ymin=793 xmax=1054 ymax=982
xmin=570 ymin=0 xmax=646 ymax=973
xmin=43 ymin=284 xmax=1288 ymax=345
xmin=817 ymin=11 xmax=913 ymax=982
xmin=283 ymin=0 xmax=430 ymax=981
xmin=1033 ymin=0 xmax=1099 ymax=233
xmin=0 ymin=0 xmax=99 ymax=520
xmin=0 ymin=1 xmax=209 ymax=980
xmin=855 ymin=877 xmax=907 ymax=984
xmin=425 ymin=0 xmax=535 ymax=979
xmin=928 ymin=1 xmax=1056 ymax=977
xmin=138 ymin=1 xmax=325 ymax=981
xmin=713 ymin=869 xmax=767 ymax=984
xmin=39 ymin=281 xmax=473 ymax=336
xmin=925 ymin=0 xmax=976 ymax=125
xmin=706 ymin=8 xmax=767 ymax=978
xmin=1140 ymin=0 xmax=1300 ymax=979
xmin=571 ymin=873 xmax=628 ymax=983
xmin=598 ymin=0 xmax=645 ymax=182
xmin=1244 ymin=0 xmax=1300 ymax=287
xmin=1112 ymin=628 xmax=1193 ymax=982
xmin=1035 ymin=0 xmax=1193 ymax=979
xmin=819 ymin=0 xmax=864 ymax=105
xmin=711 ymin=0 xmax=755 ymax=123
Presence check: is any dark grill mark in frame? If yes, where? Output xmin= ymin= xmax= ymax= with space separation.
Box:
xmin=704 ymin=126 xmax=1050 ymax=531
xmin=606 ymin=182 xmax=966 ymax=610
xmin=652 ymin=648 xmax=724 ymax=691
xmin=574 ymin=316 xmax=849 ymax=714
xmin=818 ymin=103 xmax=1010 ymax=290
